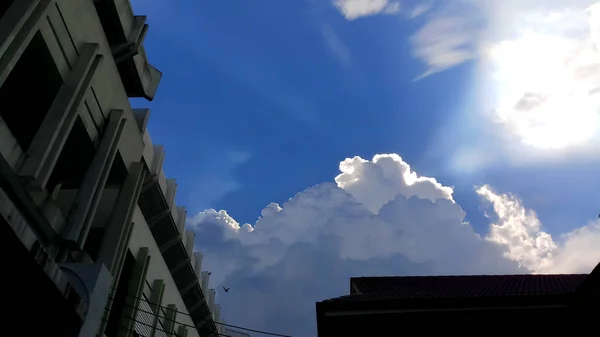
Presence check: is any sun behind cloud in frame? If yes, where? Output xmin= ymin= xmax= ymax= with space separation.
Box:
xmin=486 ymin=6 xmax=600 ymax=150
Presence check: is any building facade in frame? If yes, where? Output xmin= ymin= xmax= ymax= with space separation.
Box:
xmin=0 ymin=1 xmax=228 ymax=336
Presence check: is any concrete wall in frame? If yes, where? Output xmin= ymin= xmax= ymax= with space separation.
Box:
xmin=90 ymin=188 xmax=121 ymax=229
xmin=43 ymin=0 xmax=145 ymax=170
xmin=129 ymin=206 xmax=200 ymax=337
xmin=0 ymin=117 xmax=25 ymax=170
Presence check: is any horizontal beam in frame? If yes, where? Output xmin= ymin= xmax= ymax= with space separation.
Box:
xmin=180 ymin=277 xmax=200 ymax=297
xmin=141 ymin=174 xmax=158 ymax=193
xmin=188 ymin=298 xmax=206 ymax=315
xmin=159 ymin=233 xmax=182 ymax=254
xmin=169 ymin=256 xmax=191 ymax=274
xmin=0 ymin=155 xmax=57 ymax=246
xmin=148 ymin=208 xmax=171 ymax=228
xmin=194 ymin=313 xmax=211 ymax=329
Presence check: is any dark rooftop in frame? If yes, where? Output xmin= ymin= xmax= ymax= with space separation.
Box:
xmin=324 ymin=274 xmax=588 ymax=303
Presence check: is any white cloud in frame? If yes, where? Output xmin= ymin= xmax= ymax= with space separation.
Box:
xmin=418 ymin=1 xmax=600 ymax=174
xmin=543 ymin=220 xmax=600 ymax=273
xmin=485 ymin=4 xmax=600 ymax=151
xmin=335 ymin=154 xmax=453 ymax=213
xmin=411 ymin=15 xmax=477 ymax=80
xmin=409 ymin=2 xmax=433 ymax=19
xmin=333 ymin=0 xmax=401 ymax=20
xmin=477 ymin=184 xmax=600 ymax=274
xmin=590 ymin=3 xmax=600 ymax=49
xmin=477 ymin=184 xmax=557 ymax=271
xmin=188 ymin=154 xmax=599 ymax=337
xmin=330 ymin=1 xmax=599 ymax=163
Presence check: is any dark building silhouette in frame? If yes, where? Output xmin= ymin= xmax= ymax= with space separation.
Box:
xmin=316 ymin=263 xmax=600 ymax=336
xmin=1 ymin=1 xmax=227 ymax=336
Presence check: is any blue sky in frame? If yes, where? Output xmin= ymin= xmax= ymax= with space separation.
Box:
xmin=132 ymin=0 xmax=474 ymax=219
xmin=131 ymin=0 xmax=600 ymax=336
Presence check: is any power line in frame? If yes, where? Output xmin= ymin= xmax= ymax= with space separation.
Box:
xmin=106 ymin=290 xmax=292 ymax=337
xmin=101 ymin=310 xmax=232 ymax=337
xmin=101 ymin=312 xmax=232 ymax=337
xmin=108 ymin=294 xmax=284 ymax=337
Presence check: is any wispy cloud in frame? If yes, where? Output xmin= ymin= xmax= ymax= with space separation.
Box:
xmin=321 ymin=24 xmax=352 ymax=67
xmin=411 ymin=15 xmax=477 ymax=80
xmin=409 ymin=2 xmax=433 ymax=19
xmin=333 ymin=0 xmax=401 ymax=20
xmin=420 ymin=1 xmax=600 ymax=172
xmin=189 ymin=150 xmax=251 ymax=210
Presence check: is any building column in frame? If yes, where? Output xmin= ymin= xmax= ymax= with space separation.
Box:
xmin=0 ymin=0 xmax=54 ymax=87
xmin=177 ymin=325 xmax=188 ymax=337
xmin=163 ymin=304 xmax=178 ymax=337
xmin=61 ymin=110 xmax=126 ymax=249
xmin=97 ymin=162 xmax=145 ymax=274
xmin=18 ymin=43 xmax=102 ymax=190
xmin=149 ymin=279 xmax=165 ymax=337
xmin=117 ymin=247 xmax=151 ymax=337
xmin=96 ymin=162 xmax=145 ymax=337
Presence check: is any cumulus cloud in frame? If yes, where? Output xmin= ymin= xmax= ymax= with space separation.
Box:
xmin=544 ymin=220 xmax=600 ymax=273
xmin=333 ymin=0 xmax=401 ymax=20
xmin=477 ymin=184 xmax=600 ymax=274
xmin=477 ymin=185 xmax=557 ymax=271
xmin=187 ymin=154 xmax=599 ymax=337
xmin=335 ymin=154 xmax=453 ymax=212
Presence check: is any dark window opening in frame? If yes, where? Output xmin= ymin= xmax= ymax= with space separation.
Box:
xmin=93 ymin=0 xmax=127 ymax=47
xmin=46 ymin=117 xmax=96 ymax=194
xmin=105 ymin=251 xmax=135 ymax=337
xmin=83 ymin=227 xmax=105 ymax=261
xmin=0 ymin=32 xmax=63 ymax=150
xmin=2 ymin=216 xmax=82 ymax=337
xmin=107 ymin=153 xmax=128 ymax=186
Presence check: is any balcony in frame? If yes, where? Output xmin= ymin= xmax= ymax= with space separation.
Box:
xmin=137 ymin=143 xmax=218 ymax=336
xmin=93 ymin=0 xmax=162 ymax=100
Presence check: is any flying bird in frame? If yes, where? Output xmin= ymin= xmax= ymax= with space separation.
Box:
xmin=223 ymin=287 xmax=230 ymax=293
xmin=208 ymin=272 xmax=212 ymax=275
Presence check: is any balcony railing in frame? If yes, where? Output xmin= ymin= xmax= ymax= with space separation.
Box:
xmin=137 ymin=140 xmax=219 ymax=336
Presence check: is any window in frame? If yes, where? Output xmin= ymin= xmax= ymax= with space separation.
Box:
xmin=45 ymin=117 xmax=95 ymax=199
xmin=0 ymin=32 xmax=63 ymax=150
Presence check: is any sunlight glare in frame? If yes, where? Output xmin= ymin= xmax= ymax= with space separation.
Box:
xmin=486 ymin=11 xmax=600 ymax=150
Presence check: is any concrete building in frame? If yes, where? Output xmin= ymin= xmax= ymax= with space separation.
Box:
xmin=0 ymin=1 xmax=227 ymax=336
xmin=316 ymin=263 xmax=600 ymax=336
